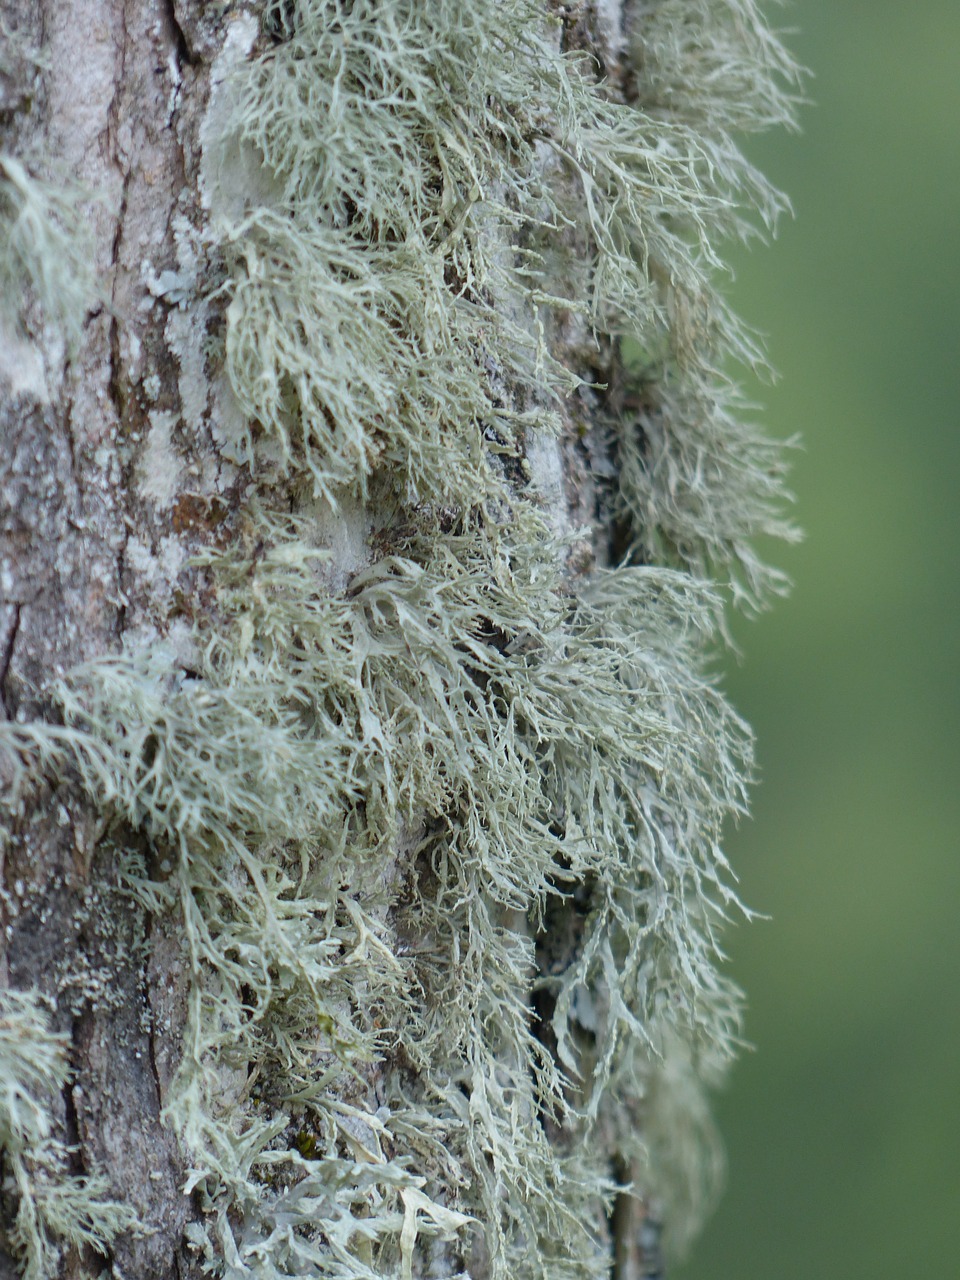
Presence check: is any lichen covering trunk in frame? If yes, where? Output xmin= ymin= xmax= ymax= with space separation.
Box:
xmin=0 ymin=2 xmax=799 ymax=1277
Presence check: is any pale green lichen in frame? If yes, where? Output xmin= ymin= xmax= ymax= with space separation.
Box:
xmin=0 ymin=990 xmax=136 ymax=1279
xmin=8 ymin=508 xmax=749 ymax=1274
xmin=1 ymin=0 xmax=800 ymax=1274
xmin=610 ymin=0 xmax=804 ymax=612
xmin=211 ymin=1 xmax=797 ymax=513
xmin=210 ymin=0 xmax=800 ymax=606
xmin=0 ymin=154 xmax=94 ymax=351
xmin=613 ymin=370 xmax=800 ymax=616
xmin=218 ymin=212 xmax=513 ymax=506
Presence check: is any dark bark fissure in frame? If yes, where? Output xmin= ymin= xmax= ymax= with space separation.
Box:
xmin=107 ymin=177 xmax=132 ymax=418
xmin=107 ymin=165 xmax=132 ymax=644
xmin=59 ymin=1024 xmax=84 ymax=1179
xmin=144 ymin=921 xmax=168 ymax=1113
xmin=162 ymin=0 xmax=200 ymax=71
xmin=0 ymin=606 xmax=20 ymax=719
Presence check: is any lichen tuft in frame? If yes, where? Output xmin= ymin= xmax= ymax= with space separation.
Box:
xmin=0 ymin=154 xmax=94 ymax=351
xmin=0 ymin=990 xmax=136 ymax=1279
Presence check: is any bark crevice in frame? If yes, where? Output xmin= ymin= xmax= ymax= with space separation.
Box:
xmin=162 ymin=0 xmax=200 ymax=71
xmin=0 ymin=606 xmax=21 ymax=719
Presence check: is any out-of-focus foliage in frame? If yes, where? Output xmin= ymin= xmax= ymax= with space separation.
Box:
xmin=676 ymin=3 xmax=960 ymax=1277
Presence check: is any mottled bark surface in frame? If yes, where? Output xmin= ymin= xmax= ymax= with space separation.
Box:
xmin=1 ymin=3 xmax=238 ymax=1273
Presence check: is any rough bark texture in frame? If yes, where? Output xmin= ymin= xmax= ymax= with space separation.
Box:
xmin=0 ymin=3 xmax=798 ymax=1278
xmin=1 ymin=2 xmax=211 ymax=1275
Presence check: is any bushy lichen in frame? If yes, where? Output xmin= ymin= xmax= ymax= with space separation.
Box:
xmin=0 ymin=990 xmax=135 ymax=1279
xmin=210 ymin=0 xmax=801 ymax=556
xmin=7 ymin=509 xmax=749 ymax=1274
xmin=612 ymin=369 xmax=799 ymax=617
xmin=2 ymin=0 xmax=800 ymax=1275
xmin=0 ymin=154 xmax=94 ymax=350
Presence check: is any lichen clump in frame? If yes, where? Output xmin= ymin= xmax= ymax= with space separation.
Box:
xmin=0 ymin=154 xmax=93 ymax=350
xmin=1 ymin=1 xmax=800 ymax=1276
xmin=0 ymin=991 xmax=134 ymax=1278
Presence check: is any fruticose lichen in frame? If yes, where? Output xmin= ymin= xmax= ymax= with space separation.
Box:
xmin=0 ymin=990 xmax=135 ymax=1278
xmin=0 ymin=154 xmax=94 ymax=352
xmin=2 ymin=1 xmax=801 ymax=1274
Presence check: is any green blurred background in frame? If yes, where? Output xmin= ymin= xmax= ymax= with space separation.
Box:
xmin=676 ymin=2 xmax=960 ymax=1276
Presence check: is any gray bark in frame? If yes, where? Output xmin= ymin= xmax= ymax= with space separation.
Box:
xmin=1 ymin=3 xmax=243 ymax=1274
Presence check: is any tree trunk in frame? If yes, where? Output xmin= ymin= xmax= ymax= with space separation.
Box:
xmin=0 ymin=3 xmax=799 ymax=1278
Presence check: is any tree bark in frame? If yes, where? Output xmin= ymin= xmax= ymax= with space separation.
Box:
xmin=1 ymin=2 xmax=220 ymax=1275
xmin=0 ymin=3 xmax=798 ymax=1277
